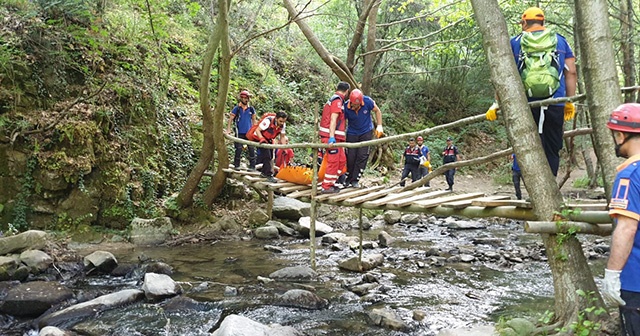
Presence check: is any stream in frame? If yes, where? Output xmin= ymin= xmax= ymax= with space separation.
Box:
xmin=6 ymin=214 xmax=608 ymax=336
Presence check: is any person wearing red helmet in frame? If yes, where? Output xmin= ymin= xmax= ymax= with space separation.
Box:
xmin=603 ymin=103 xmax=640 ymax=334
xmin=342 ymin=89 xmax=384 ymax=188
xmin=226 ymin=90 xmax=257 ymax=170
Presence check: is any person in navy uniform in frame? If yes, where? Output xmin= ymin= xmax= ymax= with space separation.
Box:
xmin=226 ymin=90 xmax=257 ymax=170
xmin=343 ymin=89 xmax=384 ymax=188
xmin=603 ymin=103 xmax=640 ymax=335
xmin=511 ymin=154 xmax=522 ymax=200
xmin=442 ymin=137 xmax=460 ymax=191
xmin=399 ymin=138 xmax=421 ymax=187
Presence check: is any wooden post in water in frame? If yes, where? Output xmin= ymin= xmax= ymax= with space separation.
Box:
xmin=267 ymin=190 xmax=273 ymax=219
xmin=358 ymin=207 xmax=363 ymax=271
xmin=309 ymin=105 xmax=320 ymax=270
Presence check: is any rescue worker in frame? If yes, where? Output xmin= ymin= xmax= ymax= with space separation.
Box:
xmin=399 ymin=138 xmax=421 ymax=187
xmin=602 ymin=103 xmax=640 ymax=335
xmin=511 ymin=154 xmax=522 ymax=200
xmin=417 ymin=136 xmax=431 ymax=187
xmin=254 ymin=111 xmax=288 ymax=183
xmin=275 ymin=136 xmax=294 ymax=169
xmin=226 ymin=90 xmax=257 ymax=170
xmin=343 ymin=89 xmax=384 ymax=188
xmin=442 ymin=137 xmax=460 ymax=191
xmin=319 ymin=82 xmax=349 ymax=194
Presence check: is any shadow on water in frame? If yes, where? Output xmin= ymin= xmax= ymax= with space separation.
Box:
xmin=11 ymin=216 xmax=609 ymax=335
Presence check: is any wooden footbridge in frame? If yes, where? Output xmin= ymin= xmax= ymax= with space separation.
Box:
xmin=223 ymin=168 xmax=612 ymax=234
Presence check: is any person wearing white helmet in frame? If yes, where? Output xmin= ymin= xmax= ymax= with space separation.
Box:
xmin=603 ymin=103 xmax=640 ymax=334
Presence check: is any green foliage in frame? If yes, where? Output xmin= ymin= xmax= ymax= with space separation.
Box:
xmin=49 ymin=211 xmax=93 ymax=232
xmin=553 ymin=208 xmax=582 ymax=261
xmin=556 ymin=290 xmax=607 ymax=336
xmin=10 ymin=155 xmax=37 ymax=231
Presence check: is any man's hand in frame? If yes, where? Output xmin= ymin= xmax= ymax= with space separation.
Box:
xmin=564 ymin=102 xmax=576 ymax=121
xmin=374 ymin=125 xmax=384 ymax=138
xmin=328 ymin=137 xmax=336 ymax=145
xmin=259 ymin=138 xmax=269 ymax=144
xmin=602 ymin=269 xmax=626 ymax=306
xmin=485 ymin=102 xmax=499 ymax=121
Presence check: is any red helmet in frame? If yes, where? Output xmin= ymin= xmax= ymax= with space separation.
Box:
xmin=607 ymin=104 xmax=640 ymax=133
xmin=349 ymin=89 xmax=364 ymax=106
xmin=417 ymin=136 xmax=424 ymax=141
xmin=239 ymin=90 xmax=252 ymax=98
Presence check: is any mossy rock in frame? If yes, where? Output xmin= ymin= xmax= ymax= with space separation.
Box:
xmin=506 ymin=318 xmax=535 ymax=335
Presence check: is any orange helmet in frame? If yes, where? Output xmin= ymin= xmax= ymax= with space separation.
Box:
xmin=349 ymin=89 xmax=364 ymax=106
xmin=607 ymin=104 xmax=640 ymax=133
xmin=417 ymin=136 xmax=424 ymax=141
xmin=240 ymin=90 xmax=252 ymax=98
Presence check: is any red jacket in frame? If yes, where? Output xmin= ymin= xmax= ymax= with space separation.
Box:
xmin=319 ymin=92 xmax=346 ymax=141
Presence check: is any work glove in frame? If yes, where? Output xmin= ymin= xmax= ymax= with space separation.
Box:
xmin=374 ymin=125 xmax=384 ymax=138
xmin=328 ymin=137 xmax=336 ymax=144
xmin=485 ymin=102 xmax=499 ymax=121
xmin=259 ymin=138 xmax=269 ymax=144
xmin=602 ymin=269 xmax=626 ymax=306
xmin=564 ymin=102 xmax=576 ymax=121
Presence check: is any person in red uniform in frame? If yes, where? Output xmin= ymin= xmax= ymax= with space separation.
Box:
xmin=319 ymin=82 xmax=349 ymax=194
xmin=254 ymin=111 xmax=288 ymax=183
xmin=275 ymin=136 xmax=294 ymax=169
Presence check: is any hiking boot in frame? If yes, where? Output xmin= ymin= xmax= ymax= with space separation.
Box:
xmin=445 ymin=186 xmax=453 ymax=191
xmin=266 ymin=176 xmax=278 ymax=183
xmin=321 ymin=186 xmax=340 ymax=194
xmin=350 ymin=181 xmax=359 ymax=188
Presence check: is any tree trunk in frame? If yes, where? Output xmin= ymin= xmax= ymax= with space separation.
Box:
xmin=203 ymin=0 xmax=232 ymax=205
xmin=620 ymin=0 xmax=636 ymax=103
xmin=176 ymin=0 xmax=227 ymax=208
xmin=361 ymin=0 xmax=380 ymax=94
xmin=282 ymin=0 xmax=358 ymax=88
xmin=575 ymin=0 xmax=620 ymax=199
xmin=346 ymin=0 xmax=376 ymax=73
xmin=470 ymin=0 xmax=603 ymax=329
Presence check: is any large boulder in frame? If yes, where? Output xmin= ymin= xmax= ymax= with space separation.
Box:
xmin=273 ymin=197 xmax=310 ymax=220
xmin=0 ymin=281 xmax=73 ymax=317
xmin=0 ymin=230 xmax=47 ymax=255
xmin=297 ymin=217 xmax=333 ymax=237
xmin=142 ymin=272 xmax=182 ymax=301
xmin=83 ymin=251 xmax=118 ymax=274
xmin=129 ymin=217 xmax=173 ymax=245
xmin=20 ymin=250 xmax=53 ymax=273
xmin=212 ymin=314 xmax=302 ymax=336
xmin=269 ymin=266 xmax=317 ymax=281
xmin=38 ymin=289 xmax=145 ymax=328
xmin=338 ymin=254 xmax=384 ymax=272
xmin=273 ymin=289 xmax=328 ymax=310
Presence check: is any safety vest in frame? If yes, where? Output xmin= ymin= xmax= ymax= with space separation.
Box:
xmin=319 ymin=93 xmax=346 ymax=141
xmin=261 ymin=116 xmax=284 ymax=141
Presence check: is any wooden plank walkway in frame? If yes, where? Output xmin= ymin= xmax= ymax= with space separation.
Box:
xmin=222 ymin=168 xmax=611 ymax=224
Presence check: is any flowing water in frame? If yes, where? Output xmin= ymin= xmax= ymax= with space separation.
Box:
xmin=9 ymin=215 xmax=607 ymax=335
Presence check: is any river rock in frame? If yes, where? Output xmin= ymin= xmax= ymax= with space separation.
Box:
xmin=506 ymin=317 xmax=535 ymax=335
xmin=401 ymin=213 xmax=420 ymax=224
xmin=338 ymin=254 xmax=384 ymax=272
xmin=20 ymin=250 xmax=53 ymax=273
xmin=0 ymin=281 xmax=73 ymax=317
xmin=273 ymin=289 xmax=329 ymax=310
xmin=383 ymin=210 xmax=401 ymax=224
xmin=273 ymin=197 xmax=310 ymax=220
xmin=437 ymin=325 xmax=496 ymax=336
xmin=0 ymin=230 xmax=47 ymax=255
xmin=142 ymin=272 xmax=182 ymax=301
xmin=322 ymin=232 xmax=346 ymax=244
xmin=297 ymin=217 xmax=333 ymax=237
xmin=216 ymin=215 xmax=242 ymax=232
xmin=144 ymin=261 xmax=173 ymax=275
xmin=443 ymin=218 xmax=486 ymax=230
xmin=212 ymin=314 xmax=302 ymax=336
xmin=378 ymin=231 xmax=395 ymax=247
xmin=39 ymin=326 xmax=72 ymax=336
xmin=129 ymin=217 xmax=173 ymax=245
xmin=368 ymin=307 xmax=408 ymax=331
xmin=269 ymin=266 xmax=317 ymax=281
xmin=39 ymin=289 xmax=144 ymax=328
xmin=248 ymin=208 xmax=270 ymax=227
xmin=254 ymin=226 xmax=280 ymax=239
xmin=265 ymin=220 xmax=296 ymax=236
xmin=83 ymin=251 xmax=117 ymax=273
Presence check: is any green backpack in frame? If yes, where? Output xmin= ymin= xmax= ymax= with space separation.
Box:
xmin=519 ymin=28 xmax=560 ymax=98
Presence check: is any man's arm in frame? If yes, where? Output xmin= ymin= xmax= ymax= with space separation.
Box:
xmin=329 ymin=113 xmax=339 ymax=138
xmin=564 ymin=57 xmax=577 ymax=97
xmin=607 ymin=215 xmax=639 ymax=270
xmin=372 ymin=103 xmax=382 ymax=126
xmin=226 ymin=109 xmax=236 ymax=134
